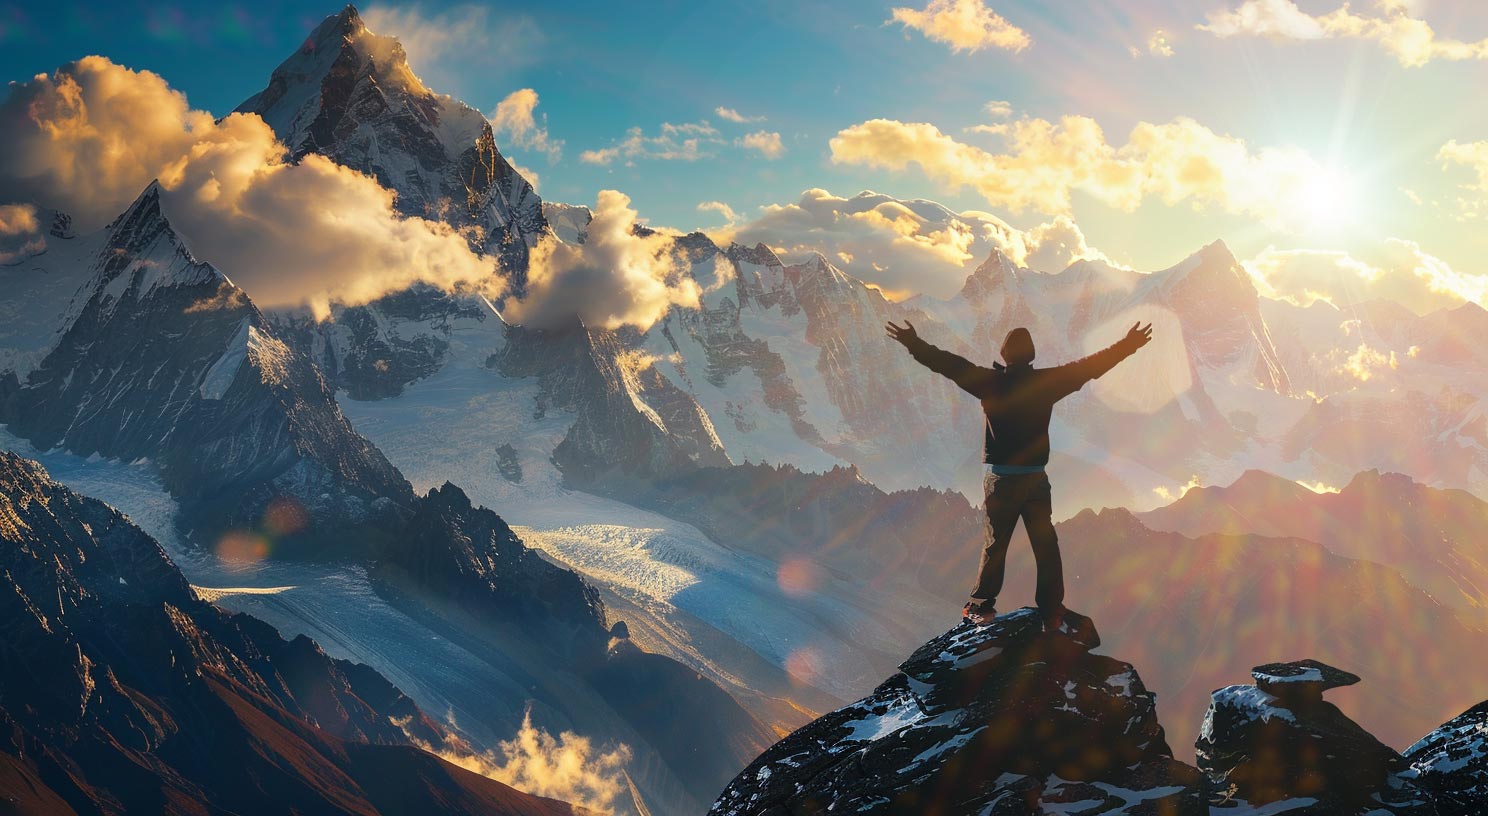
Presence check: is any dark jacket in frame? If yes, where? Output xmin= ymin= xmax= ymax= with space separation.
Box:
xmin=904 ymin=335 xmax=1142 ymax=467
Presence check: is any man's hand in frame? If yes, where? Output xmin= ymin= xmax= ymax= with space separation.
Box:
xmin=1124 ymin=321 xmax=1154 ymax=349
xmin=885 ymin=320 xmax=918 ymax=347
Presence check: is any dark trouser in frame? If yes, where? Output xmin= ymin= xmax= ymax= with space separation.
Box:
xmin=970 ymin=470 xmax=1064 ymax=613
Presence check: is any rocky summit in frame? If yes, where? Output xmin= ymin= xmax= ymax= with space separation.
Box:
xmin=1405 ymin=700 xmax=1488 ymax=816
xmin=1198 ymin=659 xmax=1435 ymax=814
xmin=710 ymin=608 xmax=1205 ymax=815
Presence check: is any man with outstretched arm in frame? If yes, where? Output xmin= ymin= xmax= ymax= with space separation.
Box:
xmin=886 ymin=320 xmax=1153 ymax=628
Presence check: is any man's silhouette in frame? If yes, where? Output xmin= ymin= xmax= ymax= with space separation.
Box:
xmin=887 ymin=320 xmax=1153 ymax=627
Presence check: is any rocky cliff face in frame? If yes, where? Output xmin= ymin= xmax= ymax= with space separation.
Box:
xmin=711 ymin=608 xmax=1204 ymax=815
xmin=0 ymin=450 xmax=577 ymax=815
xmin=0 ymin=186 xmax=412 ymax=548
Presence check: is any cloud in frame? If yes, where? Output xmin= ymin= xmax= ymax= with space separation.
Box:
xmin=580 ymin=121 xmax=723 ymax=166
xmin=1439 ymin=139 xmax=1488 ymax=219
xmin=722 ymin=188 xmax=1121 ymax=299
xmin=1199 ymin=0 xmax=1488 ymax=67
xmin=698 ymin=200 xmax=740 ymax=225
xmin=983 ymin=100 xmax=1013 ymax=118
xmin=0 ymin=56 xmax=499 ymax=320
xmin=1144 ymin=30 xmax=1175 ymax=57
xmin=738 ymin=130 xmax=785 ymax=159
xmin=1339 ymin=343 xmax=1400 ymax=382
xmin=1243 ymin=240 xmax=1488 ymax=315
xmin=0 ymin=57 xmax=213 ymax=228
xmin=400 ymin=712 xmax=632 ymax=815
xmin=829 ymin=114 xmax=1328 ymax=225
xmin=715 ymin=106 xmax=765 ymax=123
xmin=889 ymin=0 xmax=1032 ymax=53
xmin=0 ymin=203 xmax=46 ymax=264
xmin=489 ymin=88 xmax=563 ymax=163
xmin=361 ymin=3 xmax=543 ymax=83
xmin=0 ymin=203 xmax=39 ymax=236
xmin=506 ymin=190 xmax=721 ymax=330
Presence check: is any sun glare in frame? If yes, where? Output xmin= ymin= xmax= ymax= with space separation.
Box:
xmin=1291 ymin=165 xmax=1361 ymax=234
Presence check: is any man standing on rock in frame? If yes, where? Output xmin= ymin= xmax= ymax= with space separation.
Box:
xmin=886 ymin=320 xmax=1153 ymax=627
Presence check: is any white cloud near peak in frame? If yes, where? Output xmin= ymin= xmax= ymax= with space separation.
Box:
xmin=489 ymin=88 xmax=564 ymax=163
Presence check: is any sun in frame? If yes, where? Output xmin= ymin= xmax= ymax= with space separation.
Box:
xmin=1290 ymin=165 xmax=1362 ymax=235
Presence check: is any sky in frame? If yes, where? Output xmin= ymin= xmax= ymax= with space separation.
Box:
xmin=4 ymin=0 xmax=1488 ymax=306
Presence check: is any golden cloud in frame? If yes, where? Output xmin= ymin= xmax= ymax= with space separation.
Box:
xmin=1200 ymin=0 xmax=1488 ymax=67
xmin=489 ymin=87 xmax=563 ymax=162
xmin=889 ymin=0 xmax=1031 ymax=53
xmin=738 ymin=130 xmax=786 ymax=159
xmin=829 ymin=115 xmax=1326 ymax=224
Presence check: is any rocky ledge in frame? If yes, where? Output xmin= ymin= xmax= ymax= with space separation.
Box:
xmin=710 ymin=608 xmax=1204 ymax=815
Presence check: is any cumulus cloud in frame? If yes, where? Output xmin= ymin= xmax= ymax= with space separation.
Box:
xmin=722 ymin=188 xmax=1121 ymax=299
xmin=506 ymin=190 xmax=721 ymax=330
xmin=580 ymin=121 xmax=723 ymax=166
xmin=0 ymin=56 xmax=499 ymax=320
xmin=889 ymin=0 xmax=1032 ymax=53
xmin=402 ymin=712 xmax=632 ymax=815
xmin=983 ymin=100 xmax=1013 ymax=118
xmin=738 ymin=130 xmax=786 ymax=159
xmin=1199 ymin=0 xmax=1488 ymax=67
xmin=829 ymin=114 xmax=1329 ymax=225
xmin=489 ymin=88 xmax=563 ymax=163
xmin=0 ymin=57 xmax=212 ymax=228
xmin=1243 ymin=240 xmax=1488 ymax=315
xmin=715 ymin=106 xmax=765 ymax=123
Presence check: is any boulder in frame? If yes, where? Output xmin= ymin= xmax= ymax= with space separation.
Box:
xmin=1197 ymin=660 xmax=1435 ymax=814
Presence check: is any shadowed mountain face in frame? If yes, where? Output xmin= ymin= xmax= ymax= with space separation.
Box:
xmin=0 ymin=450 xmax=578 ymax=816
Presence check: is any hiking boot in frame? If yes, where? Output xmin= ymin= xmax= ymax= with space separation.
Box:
xmin=1040 ymin=604 xmax=1066 ymax=633
xmin=962 ymin=600 xmax=995 ymax=626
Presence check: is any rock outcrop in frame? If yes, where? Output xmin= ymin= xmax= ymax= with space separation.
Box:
xmin=1197 ymin=659 xmax=1435 ymax=814
xmin=710 ymin=608 xmax=1204 ymax=815
xmin=1405 ymin=700 xmax=1488 ymax=816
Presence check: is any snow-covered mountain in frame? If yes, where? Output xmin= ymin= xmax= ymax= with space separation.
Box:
xmin=0 ymin=183 xmax=411 ymax=545
xmin=236 ymin=4 xmax=544 ymax=271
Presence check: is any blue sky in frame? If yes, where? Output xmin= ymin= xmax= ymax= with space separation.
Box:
xmin=5 ymin=0 xmax=1488 ymax=304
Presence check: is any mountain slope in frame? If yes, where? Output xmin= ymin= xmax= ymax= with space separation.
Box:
xmin=0 ymin=185 xmax=412 ymax=548
xmin=0 ymin=449 xmax=578 ymax=816
xmin=1140 ymin=468 xmax=1488 ymax=614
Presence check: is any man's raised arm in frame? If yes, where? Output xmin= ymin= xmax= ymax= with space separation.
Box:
xmin=886 ymin=320 xmax=995 ymax=397
xmin=1050 ymin=321 xmax=1153 ymax=397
